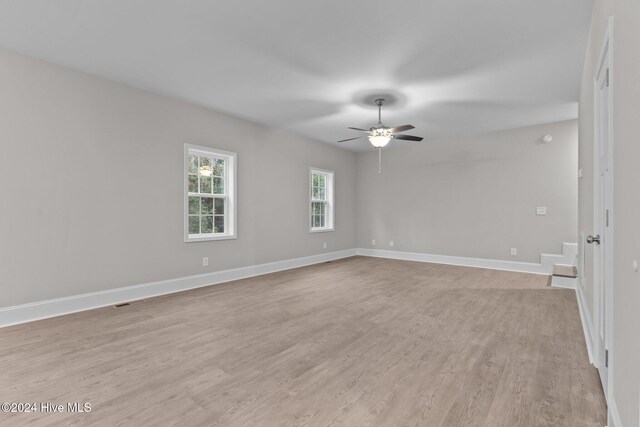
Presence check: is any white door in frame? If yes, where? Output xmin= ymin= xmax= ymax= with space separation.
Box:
xmin=590 ymin=33 xmax=613 ymax=397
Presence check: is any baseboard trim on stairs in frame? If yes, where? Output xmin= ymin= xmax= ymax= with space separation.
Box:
xmin=356 ymin=248 xmax=548 ymax=275
xmin=0 ymin=249 xmax=357 ymax=328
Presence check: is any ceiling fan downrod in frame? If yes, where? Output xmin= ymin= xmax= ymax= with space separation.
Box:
xmin=374 ymin=99 xmax=385 ymax=173
xmin=375 ymin=98 xmax=385 ymax=125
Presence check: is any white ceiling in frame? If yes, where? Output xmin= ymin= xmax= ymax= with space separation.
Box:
xmin=0 ymin=0 xmax=593 ymax=151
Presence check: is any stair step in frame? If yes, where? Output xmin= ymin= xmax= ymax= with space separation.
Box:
xmin=553 ymin=264 xmax=578 ymax=278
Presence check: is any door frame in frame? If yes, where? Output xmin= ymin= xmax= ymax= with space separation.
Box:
xmin=592 ymin=16 xmax=614 ymax=408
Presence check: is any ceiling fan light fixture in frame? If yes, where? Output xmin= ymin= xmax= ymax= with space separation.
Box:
xmin=369 ymin=135 xmax=391 ymax=148
xmin=369 ymin=126 xmax=392 ymax=148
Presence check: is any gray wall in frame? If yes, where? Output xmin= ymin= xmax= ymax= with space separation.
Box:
xmin=356 ymin=120 xmax=578 ymax=263
xmin=579 ymin=1 xmax=640 ymax=425
xmin=0 ymin=47 xmax=357 ymax=307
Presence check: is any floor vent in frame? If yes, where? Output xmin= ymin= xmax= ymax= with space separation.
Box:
xmin=114 ymin=302 xmax=131 ymax=308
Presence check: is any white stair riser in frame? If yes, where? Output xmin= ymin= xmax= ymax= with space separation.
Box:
xmin=551 ymin=275 xmax=577 ymax=289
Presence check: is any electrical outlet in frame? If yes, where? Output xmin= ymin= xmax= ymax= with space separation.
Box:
xmin=323 ymin=242 xmax=327 ymax=249
xmin=389 ymin=240 xmax=394 ymax=247
xmin=202 ymin=257 xmax=209 ymax=267
xmin=510 ymin=248 xmax=517 ymax=256
xmin=371 ymin=239 xmax=376 ymax=246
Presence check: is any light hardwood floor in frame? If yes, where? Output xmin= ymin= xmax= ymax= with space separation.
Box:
xmin=0 ymin=257 xmax=606 ymax=426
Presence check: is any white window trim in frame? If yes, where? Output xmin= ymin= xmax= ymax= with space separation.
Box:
xmin=184 ymin=144 xmax=237 ymax=242
xmin=309 ymin=167 xmax=335 ymax=233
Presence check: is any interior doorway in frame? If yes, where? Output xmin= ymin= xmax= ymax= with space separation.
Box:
xmin=590 ymin=17 xmax=614 ymax=407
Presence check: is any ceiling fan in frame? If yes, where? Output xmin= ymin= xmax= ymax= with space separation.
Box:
xmin=338 ymin=98 xmax=423 ymax=172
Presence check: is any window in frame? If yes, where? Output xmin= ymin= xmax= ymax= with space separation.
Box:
xmin=184 ymin=144 xmax=236 ymax=242
xmin=309 ymin=168 xmax=334 ymax=232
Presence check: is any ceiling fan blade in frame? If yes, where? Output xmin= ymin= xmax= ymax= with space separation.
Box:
xmin=337 ymin=136 xmax=364 ymax=143
xmin=394 ymin=134 xmax=423 ymax=142
xmin=347 ymin=127 xmax=371 ymax=133
xmin=389 ymin=124 xmax=415 ymax=134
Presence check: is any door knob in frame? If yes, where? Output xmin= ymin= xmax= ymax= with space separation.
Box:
xmin=586 ymin=234 xmax=601 ymax=244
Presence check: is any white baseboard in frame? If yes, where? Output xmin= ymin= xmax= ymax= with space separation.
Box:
xmin=576 ymin=283 xmax=594 ymax=364
xmin=0 ymin=249 xmax=357 ymax=328
xmin=356 ymin=248 xmax=548 ymax=275
xmin=0 ymin=246 xmax=581 ymax=328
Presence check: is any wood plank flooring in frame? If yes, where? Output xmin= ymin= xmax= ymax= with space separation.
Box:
xmin=0 ymin=257 xmax=606 ymax=426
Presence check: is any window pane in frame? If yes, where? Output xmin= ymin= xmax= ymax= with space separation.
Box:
xmin=188 ymin=216 xmax=200 ymax=234
xmin=200 ymin=176 xmax=212 ymax=194
xmin=199 ymin=157 xmax=211 ymax=173
xmin=318 ymin=175 xmax=326 ymax=188
xmin=215 ymin=198 xmax=225 ymax=215
xmin=319 ymin=203 xmax=325 ymax=215
xmin=202 ymin=215 xmax=214 ymax=233
xmin=189 ymin=196 xmax=200 ymax=214
xmin=319 ymin=214 xmax=325 ymax=228
xmin=213 ymin=159 xmax=225 ymax=177
xmin=213 ymin=177 xmax=224 ymax=194
xmin=189 ymin=156 xmax=198 ymax=174
xmin=214 ymin=216 xmax=224 ymax=233
xmin=188 ymin=175 xmax=198 ymax=193
xmin=313 ymin=215 xmax=320 ymax=228
xmin=201 ymin=197 xmax=213 ymax=214
xmin=312 ymin=187 xmax=319 ymax=199
xmin=318 ymin=188 xmax=326 ymax=200
xmin=312 ymin=173 xmax=319 ymax=187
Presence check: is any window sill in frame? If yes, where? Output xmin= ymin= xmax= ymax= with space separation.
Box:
xmin=309 ymin=228 xmax=334 ymax=234
xmin=185 ymin=234 xmax=237 ymax=243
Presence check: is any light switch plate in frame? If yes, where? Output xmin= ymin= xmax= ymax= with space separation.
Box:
xmin=536 ymin=207 xmax=547 ymax=215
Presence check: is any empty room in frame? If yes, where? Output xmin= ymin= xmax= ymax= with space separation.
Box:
xmin=1 ymin=1 xmax=639 ymax=426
